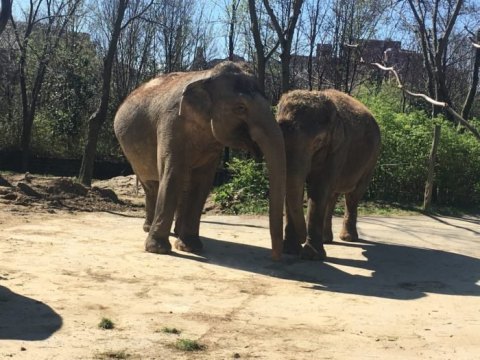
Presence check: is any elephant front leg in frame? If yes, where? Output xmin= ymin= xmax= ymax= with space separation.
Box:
xmin=283 ymin=207 xmax=304 ymax=255
xmin=174 ymin=156 xmax=221 ymax=253
xmin=301 ymin=179 xmax=331 ymax=260
xmin=283 ymin=177 xmax=307 ymax=255
xmin=146 ymin=157 xmax=185 ymax=254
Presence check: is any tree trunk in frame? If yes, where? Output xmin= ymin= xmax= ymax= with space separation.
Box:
xmin=423 ymin=125 xmax=441 ymax=210
xmin=21 ymin=113 xmax=34 ymax=171
xmin=280 ymin=50 xmax=291 ymax=93
xmin=228 ymin=0 xmax=238 ymax=61
xmin=78 ymin=0 xmax=128 ymax=186
xmin=461 ymin=28 xmax=480 ymax=120
xmin=256 ymin=56 xmax=266 ymax=94
xmin=262 ymin=0 xmax=304 ymax=95
xmin=0 ymin=0 xmax=11 ymax=34
xmin=248 ymin=0 xmax=266 ymax=94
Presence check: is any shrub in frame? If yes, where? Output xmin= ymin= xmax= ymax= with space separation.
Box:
xmin=98 ymin=317 xmax=115 ymax=330
xmin=359 ymin=86 xmax=480 ymax=207
xmin=213 ymin=158 xmax=269 ymax=214
xmin=174 ymin=339 xmax=205 ymax=351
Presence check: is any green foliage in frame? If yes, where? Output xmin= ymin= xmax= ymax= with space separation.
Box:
xmin=358 ymin=86 xmax=480 ymax=207
xmin=95 ymin=350 xmax=130 ymax=359
xmin=12 ymin=32 xmax=102 ymax=158
xmin=160 ymin=327 xmax=181 ymax=335
xmin=98 ymin=317 xmax=115 ymax=330
xmin=435 ymin=117 xmax=480 ymax=205
xmin=213 ymin=158 xmax=269 ymax=214
xmin=174 ymin=339 xmax=205 ymax=352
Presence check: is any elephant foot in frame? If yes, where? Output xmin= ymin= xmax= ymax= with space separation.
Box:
xmin=143 ymin=221 xmax=151 ymax=233
xmin=283 ymin=239 xmax=302 ymax=255
xmin=339 ymin=230 xmax=358 ymax=242
xmin=323 ymin=231 xmax=334 ymax=244
xmin=174 ymin=236 xmax=203 ymax=253
xmin=300 ymin=241 xmax=326 ymax=261
xmin=145 ymin=235 xmax=171 ymax=254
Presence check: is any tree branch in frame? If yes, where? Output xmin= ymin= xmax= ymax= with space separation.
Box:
xmin=261 ymin=0 xmax=284 ymax=46
xmin=120 ymin=0 xmax=154 ymax=31
xmin=371 ymin=63 xmax=480 ymax=141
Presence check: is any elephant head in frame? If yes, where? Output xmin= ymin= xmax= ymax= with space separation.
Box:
xmin=179 ymin=62 xmax=287 ymax=259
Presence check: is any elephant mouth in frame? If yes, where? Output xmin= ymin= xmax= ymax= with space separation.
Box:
xmin=223 ymin=125 xmax=262 ymax=159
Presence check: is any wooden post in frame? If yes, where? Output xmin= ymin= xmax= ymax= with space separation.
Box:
xmin=423 ymin=125 xmax=441 ymax=210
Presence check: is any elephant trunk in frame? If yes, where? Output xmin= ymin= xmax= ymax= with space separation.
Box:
xmin=248 ymin=109 xmax=286 ymax=260
xmin=285 ymin=173 xmax=307 ymax=245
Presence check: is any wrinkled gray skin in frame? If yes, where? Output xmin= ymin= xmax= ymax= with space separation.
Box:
xmin=277 ymin=89 xmax=381 ymax=260
xmin=114 ymin=62 xmax=286 ymax=260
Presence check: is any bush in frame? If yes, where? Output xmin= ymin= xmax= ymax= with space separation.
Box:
xmin=359 ymin=86 xmax=480 ymax=207
xmin=435 ymin=118 xmax=480 ymax=205
xmin=212 ymin=158 xmax=269 ymax=214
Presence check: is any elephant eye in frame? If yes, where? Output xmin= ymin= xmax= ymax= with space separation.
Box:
xmin=233 ymin=104 xmax=247 ymax=115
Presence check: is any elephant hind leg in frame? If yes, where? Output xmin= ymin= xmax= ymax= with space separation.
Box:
xmin=141 ymin=180 xmax=159 ymax=233
xmin=323 ymin=193 xmax=339 ymax=244
xmin=339 ymin=170 xmax=374 ymax=242
xmin=339 ymin=193 xmax=359 ymax=242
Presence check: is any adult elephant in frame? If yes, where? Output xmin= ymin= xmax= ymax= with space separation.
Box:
xmin=277 ymin=89 xmax=381 ymax=260
xmin=114 ymin=62 xmax=286 ymax=260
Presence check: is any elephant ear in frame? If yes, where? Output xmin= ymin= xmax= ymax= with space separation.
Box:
xmin=179 ymin=78 xmax=212 ymax=118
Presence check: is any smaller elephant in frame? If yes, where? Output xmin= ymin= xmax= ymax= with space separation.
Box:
xmin=277 ymin=89 xmax=381 ymax=260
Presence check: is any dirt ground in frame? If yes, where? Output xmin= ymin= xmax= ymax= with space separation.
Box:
xmin=0 ymin=173 xmax=479 ymax=359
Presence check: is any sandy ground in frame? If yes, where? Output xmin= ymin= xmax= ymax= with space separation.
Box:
xmin=0 ymin=175 xmax=479 ymax=359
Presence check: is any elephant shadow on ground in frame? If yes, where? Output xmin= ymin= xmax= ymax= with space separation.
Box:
xmin=178 ymin=220 xmax=480 ymax=301
xmin=0 ymin=285 xmax=62 ymax=340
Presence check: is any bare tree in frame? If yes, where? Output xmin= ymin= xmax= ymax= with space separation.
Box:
xmin=302 ymin=0 xmax=328 ymax=90
xmin=79 ymin=0 xmax=153 ymax=186
xmin=262 ymin=0 xmax=304 ymax=94
xmin=405 ymin=0 xmax=464 ymax=118
xmin=114 ymin=3 xmax=156 ymax=102
xmin=226 ymin=0 xmax=241 ymax=60
xmin=155 ymin=0 xmax=195 ymax=73
xmin=461 ymin=28 xmax=480 ymax=120
xmin=0 ymin=0 xmax=11 ymax=34
xmin=11 ymin=0 xmax=83 ymax=170
xmin=190 ymin=4 xmax=216 ymax=70
xmin=247 ymin=0 xmax=279 ymax=93
xmin=322 ymin=0 xmax=391 ymax=93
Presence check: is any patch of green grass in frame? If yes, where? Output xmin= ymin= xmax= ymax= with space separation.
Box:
xmin=95 ymin=350 xmax=130 ymax=359
xmin=174 ymin=338 xmax=205 ymax=352
xmin=331 ymin=199 xmax=418 ymax=217
xmin=356 ymin=201 xmax=419 ymax=216
xmin=159 ymin=326 xmax=181 ymax=335
xmin=98 ymin=317 xmax=115 ymax=330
